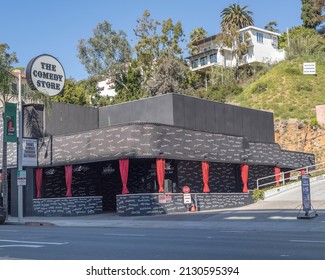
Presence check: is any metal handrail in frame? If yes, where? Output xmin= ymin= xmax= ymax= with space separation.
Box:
xmin=256 ymin=162 xmax=325 ymax=190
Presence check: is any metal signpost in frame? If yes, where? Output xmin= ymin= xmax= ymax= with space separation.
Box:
xmin=297 ymin=173 xmax=318 ymax=219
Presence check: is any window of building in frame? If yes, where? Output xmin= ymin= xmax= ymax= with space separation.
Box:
xmin=271 ymin=36 xmax=278 ymax=48
xmin=210 ymin=53 xmax=217 ymax=63
xmin=191 ymin=59 xmax=199 ymax=68
xmin=200 ymin=56 xmax=208 ymax=66
xmin=256 ymin=32 xmax=263 ymax=43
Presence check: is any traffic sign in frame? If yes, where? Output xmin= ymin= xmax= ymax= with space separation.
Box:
xmin=182 ymin=186 xmax=190 ymax=193
xmin=17 ymin=170 xmax=27 ymax=186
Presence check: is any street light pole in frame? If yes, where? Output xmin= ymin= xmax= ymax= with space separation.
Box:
xmin=17 ymin=70 xmax=23 ymax=222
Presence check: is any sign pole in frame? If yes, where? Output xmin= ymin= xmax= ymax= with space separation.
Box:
xmin=17 ymin=70 xmax=23 ymax=223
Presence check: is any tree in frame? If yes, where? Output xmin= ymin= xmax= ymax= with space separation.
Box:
xmin=279 ymin=26 xmax=325 ymax=59
xmin=77 ymin=21 xmax=132 ymax=87
xmin=146 ymin=58 xmax=188 ymax=96
xmin=160 ymin=18 xmax=185 ymax=59
xmin=51 ymin=78 xmax=90 ymax=106
xmin=216 ymin=23 xmax=251 ymax=81
xmin=220 ymin=3 xmax=254 ymax=31
xmin=301 ymin=0 xmax=324 ymax=29
xmin=113 ymin=60 xmax=145 ymax=103
xmin=264 ymin=21 xmax=280 ymax=33
xmin=134 ymin=10 xmax=161 ymax=83
xmin=134 ymin=10 xmax=186 ymax=95
xmin=187 ymin=27 xmax=208 ymax=55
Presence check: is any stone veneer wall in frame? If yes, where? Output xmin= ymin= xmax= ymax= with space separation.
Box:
xmin=33 ymin=196 xmax=102 ymax=216
xmin=116 ymin=193 xmax=253 ymax=216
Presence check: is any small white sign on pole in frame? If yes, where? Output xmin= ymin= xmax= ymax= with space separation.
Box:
xmin=303 ymin=62 xmax=316 ymax=75
xmin=183 ymin=193 xmax=192 ymax=204
xmin=17 ymin=170 xmax=27 ymax=186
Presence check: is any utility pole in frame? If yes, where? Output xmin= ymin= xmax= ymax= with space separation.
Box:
xmin=17 ymin=70 xmax=23 ymax=222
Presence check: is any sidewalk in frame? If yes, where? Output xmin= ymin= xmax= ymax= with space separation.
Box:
xmin=5 ymin=181 xmax=325 ymax=232
xmin=5 ymin=205 xmax=325 ymax=233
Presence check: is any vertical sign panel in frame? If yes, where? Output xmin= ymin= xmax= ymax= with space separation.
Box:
xmin=4 ymin=102 xmax=17 ymax=142
xmin=301 ymin=174 xmax=311 ymax=212
xmin=22 ymin=138 xmax=38 ymax=166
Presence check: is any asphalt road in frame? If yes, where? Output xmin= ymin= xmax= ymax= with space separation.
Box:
xmin=1 ymin=225 xmax=325 ymax=260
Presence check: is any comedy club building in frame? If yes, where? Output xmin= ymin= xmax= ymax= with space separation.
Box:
xmin=0 ymin=93 xmax=314 ymax=217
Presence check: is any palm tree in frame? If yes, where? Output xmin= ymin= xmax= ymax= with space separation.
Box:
xmin=264 ymin=21 xmax=280 ymax=33
xmin=220 ymin=3 xmax=254 ymax=31
xmin=187 ymin=27 xmax=208 ymax=55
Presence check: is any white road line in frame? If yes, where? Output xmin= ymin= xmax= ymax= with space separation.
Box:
xmin=0 ymin=245 xmax=44 ymax=248
xmin=219 ymin=231 xmax=246 ymax=233
xmin=290 ymin=240 xmax=325 ymax=244
xmin=224 ymin=216 xmax=256 ymax=220
xmin=104 ymin=233 xmax=146 ymax=237
xmin=0 ymin=239 xmax=68 ymax=245
xmin=269 ymin=216 xmax=297 ymax=220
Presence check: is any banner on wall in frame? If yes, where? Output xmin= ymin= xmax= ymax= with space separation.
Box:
xmin=4 ymin=102 xmax=17 ymax=143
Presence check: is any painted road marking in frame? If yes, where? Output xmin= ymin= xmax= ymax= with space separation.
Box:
xmin=0 ymin=245 xmax=43 ymax=248
xmin=224 ymin=216 xmax=256 ymax=220
xmin=269 ymin=216 xmax=297 ymax=220
xmin=104 ymin=233 xmax=146 ymax=237
xmin=290 ymin=240 xmax=325 ymax=244
xmin=0 ymin=239 xmax=68 ymax=245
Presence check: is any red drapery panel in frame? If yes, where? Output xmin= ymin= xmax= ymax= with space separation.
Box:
xmin=241 ymin=164 xmax=249 ymax=193
xmin=119 ymin=159 xmax=130 ymax=194
xmin=65 ymin=165 xmax=72 ymax=197
xmin=156 ymin=158 xmax=165 ymax=193
xmin=35 ymin=168 xmax=43 ymax=198
xmin=202 ymin=161 xmax=210 ymax=193
xmin=274 ymin=167 xmax=281 ymax=186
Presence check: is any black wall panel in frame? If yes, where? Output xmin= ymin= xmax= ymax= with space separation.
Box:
xmin=184 ymin=95 xmax=196 ymax=129
xmin=44 ymin=102 xmax=98 ymax=136
xmin=242 ymin=108 xmax=256 ymax=144
xmin=195 ymin=99 xmax=207 ymax=130
xmin=224 ymin=104 xmax=236 ymax=134
xmin=214 ymin=103 xmax=226 ymax=134
xmin=205 ymin=100 xmax=216 ymax=132
xmin=173 ymin=94 xmax=185 ymax=127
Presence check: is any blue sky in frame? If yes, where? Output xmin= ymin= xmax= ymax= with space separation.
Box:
xmin=1 ymin=0 xmax=302 ymax=81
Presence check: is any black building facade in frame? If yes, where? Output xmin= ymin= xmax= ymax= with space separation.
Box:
xmin=0 ymin=93 xmax=314 ymax=216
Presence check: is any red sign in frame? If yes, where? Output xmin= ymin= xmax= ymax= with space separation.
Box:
xmin=182 ymin=186 xmax=190 ymax=193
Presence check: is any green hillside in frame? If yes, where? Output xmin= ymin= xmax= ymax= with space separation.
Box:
xmin=231 ymin=59 xmax=325 ymax=121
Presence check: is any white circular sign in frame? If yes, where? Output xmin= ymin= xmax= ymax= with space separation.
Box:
xmin=26 ymin=54 xmax=66 ymax=96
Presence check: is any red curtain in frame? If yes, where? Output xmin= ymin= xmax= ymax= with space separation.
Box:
xmin=65 ymin=165 xmax=72 ymax=197
xmin=274 ymin=166 xmax=281 ymax=186
xmin=35 ymin=168 xmax=43 ymax=198
xmin=156 ymin=158 xmax=165 ymax=193
xmin=202 ymin=161 xmax=210 ymax=193
xmin=119 ymin=159 xmax=129 ymax=194
xmin=241 ymin=164 xmax=249 ymax=193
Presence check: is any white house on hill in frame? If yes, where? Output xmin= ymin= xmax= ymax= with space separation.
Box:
xmin=186 ymin=26 xmax=286 ymax=71
xmin=97 ymin=79 xmax=116 ymax=98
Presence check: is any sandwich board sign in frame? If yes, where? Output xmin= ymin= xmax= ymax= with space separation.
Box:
xmin=301 ymin=174 xmax=311 ymax=212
